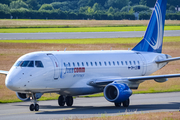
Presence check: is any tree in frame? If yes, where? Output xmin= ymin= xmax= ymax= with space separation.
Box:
xmin=10 ymin=0 xmax=29 ymax=9
xmin=139 ymin=0 xmax=147 ymax=6
xmin=92 ymin=3 xmax=102 ymax=12
xmin=132 ymin=5 xmax=150 ymax=12
xmin=169 ymin=5 xmax=175 ymax=11
xmin=120 ymin=6 xmax=132 ymax=12
xmin=25 ymin=0 xmax=39 ymax=10
xmin=78 ymin=0 xmax=89 ymax=7
xmin=39 ymin=4 xmax=54 ymax=11
xmin=105 ymin=0 xmax=129 ymax=10
xmin=87 ymin=7 xmax=94 ymax=15
xmin=0 ymin=3 xmax=10 ymax=12
xmin=51 ymin=1 xmax=78 ymax=11
xmin=79 ymin=6 xmax=89 ymax=14
xmin=108 ymin=6 xmax=114 ymax=14
xmin=0 ymin=0 xmax=13 ymax=5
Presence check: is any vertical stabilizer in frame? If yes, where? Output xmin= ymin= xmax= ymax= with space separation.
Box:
xmin=132 ymin=0 xmax=167 ymax=53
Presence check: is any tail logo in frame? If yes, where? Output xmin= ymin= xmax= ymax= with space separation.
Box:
xmin=145 ymin=2 xmax=163 ymax=50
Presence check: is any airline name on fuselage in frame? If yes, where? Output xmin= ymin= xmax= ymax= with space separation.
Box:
xmin=66 ymin=67 xmax=85 ymax=73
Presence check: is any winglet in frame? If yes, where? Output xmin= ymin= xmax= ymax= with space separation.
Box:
xmin=132 ymin=0 xmax=167 ymax=53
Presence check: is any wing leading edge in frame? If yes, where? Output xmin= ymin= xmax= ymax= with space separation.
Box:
xmin=87 ymin=74 xmax=180 ymax=87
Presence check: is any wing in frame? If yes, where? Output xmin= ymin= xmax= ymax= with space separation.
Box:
xmin=87 ymin=74 xmax=180 ymax=87
xmin=0 ymin=70 xmax=8 ymax=75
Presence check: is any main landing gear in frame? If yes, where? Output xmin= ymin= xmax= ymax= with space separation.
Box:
xmin=58 ymin=95 xmax=73 ymax=107
xmin=29 ymin=93 xmax=39 ymax=111
xmin=114 ymin=98 xmax=130 ymax=107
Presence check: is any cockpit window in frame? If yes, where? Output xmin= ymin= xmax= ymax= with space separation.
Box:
xmin=21 ymin=61 xmax=29 ymax=67
xmin=15 ymin=61 xmax=35 ymax=67
xmin=35 ymin=61 xmax=44 ymax=68
xmin=21 ymin=61 xmax=34 ymax=67
xmin=15 ymin=61 xmax=23 ymax=66
xmin=28 ymin=61 xmax=34 ymax=67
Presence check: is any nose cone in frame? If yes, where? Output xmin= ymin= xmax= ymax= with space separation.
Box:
xmin=5 ymin=77 xmax=17 ymax=91
xmin=5 ymin=73 xmax=20 ymax=91
xmin=5 ymin=79 xmax=13 ymax=90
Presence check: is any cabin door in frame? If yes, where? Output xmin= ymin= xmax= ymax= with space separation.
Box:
xmin=47 ymin=54 xmax=60 ymax=80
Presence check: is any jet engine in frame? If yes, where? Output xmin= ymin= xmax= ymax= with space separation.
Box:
xmin=16 ymin=92 xmax=43 ymax=101
xmin=104 ymin=83 xmax=132 ymax=103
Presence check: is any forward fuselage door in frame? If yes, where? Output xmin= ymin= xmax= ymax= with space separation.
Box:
xmin=47 ymin=54 xmax=60 ymax=80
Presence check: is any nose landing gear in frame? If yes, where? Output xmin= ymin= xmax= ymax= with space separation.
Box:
xmin=29 ymin=93 xmax=39 ymax=111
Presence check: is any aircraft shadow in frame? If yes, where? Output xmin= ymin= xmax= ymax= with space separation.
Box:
xmin=35 ymin=102 xmax=180 ymax=115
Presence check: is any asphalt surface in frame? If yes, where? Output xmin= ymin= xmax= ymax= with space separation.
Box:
xmin=0 ymin=92 xmax=180 ymax=120
xmin=0 ymin=30 xmax=180 ymax=40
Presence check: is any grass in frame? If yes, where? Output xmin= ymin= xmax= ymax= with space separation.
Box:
xmin=72 ymin=111 xmax=180 ymax=120
xmin=0 ymin=36 xmax=180 ymax=44
xmin=0 ymin=20 xmax=180 ymax=28
xmin=0 ymin=26 xmax=180 ymax=33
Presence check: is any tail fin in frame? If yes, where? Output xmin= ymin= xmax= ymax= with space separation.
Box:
xmin=132 ymin=0 xmax=167 ymax=53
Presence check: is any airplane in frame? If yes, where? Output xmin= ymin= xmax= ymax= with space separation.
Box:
xmin=1 ymin=0 xmax=180 ymax=111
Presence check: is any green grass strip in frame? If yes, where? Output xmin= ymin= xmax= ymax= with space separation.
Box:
xmin=0 ymin=36 xmax=180 ymax=44
xmin=0 ymin=26 xmax=180 ymax=33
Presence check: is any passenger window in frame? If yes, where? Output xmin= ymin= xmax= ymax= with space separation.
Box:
xmin=64 ymin=63 xmax=66 ymax=67
xmin=86 ymin=62 xmax=88 ymax=66
xmin=137 ymin=61 xmax=140 ymax=65
xmin=95 ymin=62 xmax=97 ymax=66
xmin=35 ymin=61 xmax=44 ymax=68
xmin=73 ymin=62 xmax=75 ymax=67
xmin=109 ymin=61 xmax=111 ymax=66
xmin=117 ymin=61 xmax=119 ymax=65
xmin=129 ymin=61 xmax=132 ymax=65
xmin=113 ymin=61 xmax=115 ymax=65
xmin=104 ymin=61 xmax=107 ymax=66
xmin=91 ymin=62 xmax=93 ymax=66
xmin=99 ymin=62 xmax=101 ymax=66
xmin=121 ymin=61 xmax=123 ymax=65
xmin=125 ymin=61 xmax=128 ymax=65
xmin=82 ymin=62 xmax=84 ymax=66
xmin=134 ymin=61 xmax=136 ymax=65
xmin=77 ymin=62 xmax=80 ymax=66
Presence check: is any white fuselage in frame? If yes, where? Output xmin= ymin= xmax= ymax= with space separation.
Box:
xmin=5 ymin=50 xmax=168 ymax=95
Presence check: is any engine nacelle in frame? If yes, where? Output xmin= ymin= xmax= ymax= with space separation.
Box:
xmin=16 ymin=92 xmax=43 ymax=101
xmin=104 ymin=83 xmax=132 ymax=103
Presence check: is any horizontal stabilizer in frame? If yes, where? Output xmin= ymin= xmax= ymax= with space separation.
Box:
xmin=156 ymin=57 xmax=180 ymax=63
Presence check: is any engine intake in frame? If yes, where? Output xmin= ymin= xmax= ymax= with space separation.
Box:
xmin=104 ymin=83 xmax=132 ymax=103
xmin=16 ymin=92 xmax=43 ymax=101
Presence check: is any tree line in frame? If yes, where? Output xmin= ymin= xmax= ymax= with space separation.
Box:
xmin=0 ymin=0 xmax=179 ymax=20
